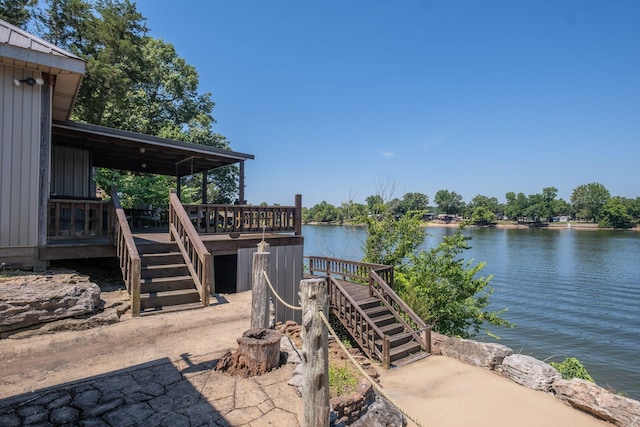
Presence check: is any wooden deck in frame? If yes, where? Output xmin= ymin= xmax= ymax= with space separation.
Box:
xmin=336 ymin=280 xmax=371 ymax=302
xmin=41 ymin=229 xmax=303 ymax=260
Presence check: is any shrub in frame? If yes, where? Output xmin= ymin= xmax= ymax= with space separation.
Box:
xmin=550 ymin=357 xmax=595 ymax=382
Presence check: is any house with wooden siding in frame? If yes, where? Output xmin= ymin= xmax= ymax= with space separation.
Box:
xmin=0 ymin=19 xmax=303 ymax=322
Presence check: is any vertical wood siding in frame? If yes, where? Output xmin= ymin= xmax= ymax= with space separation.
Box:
xmin=0 ymin=65 xmax=41 ymax=248
xmin=51 ymin=146 xmax=91 ymax=197
xmin=236 ymin=244 xmax=304 ymax=324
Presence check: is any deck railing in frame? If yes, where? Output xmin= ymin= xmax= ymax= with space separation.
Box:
xmin=369 ymin=270 xmax=431 ymax=354
xmin=328 ymin=276 xmax=389 ymax=364
xmin=183 ymin=194 xmax=302 ymax=235
xmin=47 ymin=198 xmax=113 ymax=239
xmin=307 ymin=256 xmax=394 ymax=288
xmin=169 ymin=190 xmax=211 ymax=307
xmin=111 ymin=188 xmax=141 ymax=316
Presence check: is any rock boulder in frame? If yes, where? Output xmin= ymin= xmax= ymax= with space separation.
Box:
xmin=553 ymin=378 xmax=640 ymax=426
xmin=0 ymin=272 xmax=102 ymax=334
xmin=497 ymin=354 xmax=561 ymax=391
xmin=432 ymin=332 xmax=513 ymax=369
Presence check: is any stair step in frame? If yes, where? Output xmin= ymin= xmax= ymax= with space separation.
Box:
xmin=136 ymin=243 xmax=180 ymax=255
xmin=364 ymin=305 xmax=391 ymax=318
xmin=140 ymin=275 xmax=194 ymax=293
xmin=391 ymin=351 xmax=430 ymax=368
xmin=140 ymin=251 xmax=184 ymax=266
xmin=140 ymin=302 xmax=204 ymax=316
xmin=141 ymin=263 xmax=189 ymax=279
xmin=359 ymin=298 xmax=381 ymax=310
xmin=389 ymin=341 xmax=423 ymax=362
xmin=140 ymin=288 xmax=201 ymax=310
xmin=372 ymin=314 xmax=396 ymax=327
xmin=379 ymin=322 xmax=405 ymax=335
xmin=375 ymin=332 xmax=414 ymax=349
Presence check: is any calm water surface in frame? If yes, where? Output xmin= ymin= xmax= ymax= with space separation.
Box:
xmin=302 ymin=224 xmax=640 ymax=399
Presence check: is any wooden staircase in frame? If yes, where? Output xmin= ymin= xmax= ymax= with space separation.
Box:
xmin=309 ymin=256 xmax=431 ymax=369
xmin=359 ymin=297 xmax=429 ymax=367
xmin=111 ymin=188 xmax=212 ymax=317
xmin=138 ymin=243 xmax=203 ymax=314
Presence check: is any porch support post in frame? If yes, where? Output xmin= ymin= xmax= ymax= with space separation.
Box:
xmin=201 ymin=170 xmax=208 ymax=204
xmin=176 ymin=175 xmax=182 ymax=200
xmin=295 ymin=194 xmax=302 ymax=236
xmin=36 ymin=73 xmax=54 ymax=270
xmin=239 ymin=160 xmax=245 ymax=204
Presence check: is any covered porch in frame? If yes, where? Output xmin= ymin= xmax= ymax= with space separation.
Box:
xmin=42 ymin=121 xmax=303 ymax=318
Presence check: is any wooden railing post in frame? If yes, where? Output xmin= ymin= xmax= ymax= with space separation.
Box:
xmin=295 ymin=194 xmax=302 ymax=235
xmin=131 ymin=257 xmax=141 ymax=317
xmin=251 ymin=241 xmax=271 ymax=329
xmin=383 ymin=337 xmax=391 ymax=369
xmin=300 ymin=277 xmax=329 ymax=427
xmin=110 ymin=186 xmax=142 ymax=317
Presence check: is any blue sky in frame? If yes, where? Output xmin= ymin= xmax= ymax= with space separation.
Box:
xmin=134 ymin=0 xmax=640 ymax=208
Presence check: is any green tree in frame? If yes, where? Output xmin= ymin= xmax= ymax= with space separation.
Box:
xmin=599 ymin=197 xmax=634 ymax=229
xmin=0 ymin=0 xmax=37 ymax=28
xmin=467 ymin=194 xmax=499 ymax=218
xmin=396 ymin=228 xmax=513 ymax=338
xmin=554 ymin=198 xmax=572 ymax=217
xmin=434 ymin=190 xmax=464 ymax=215
xmin=360 ymin=204 xmax=425 ymax=267
xmin=571 ymin=182 xmax=611 ymax=222
xmin=365 ymin=195 xmax=384 ymax=215
xmin=339 ymin=200 xmax=367 ymax=223
xmin=307 ymin=201 xmax=339 ymax=223
xmin=33 ymin=0 xmax=238 ymax=205
xmin=471 ymin=206 xmax=496 ymax=225
xmin=397 ymin=192 xmax=429 ymax=216
xmin=504 ymin=192 xmax=528 ymax=220
xmin=524 ymin=193 xmax=549 ymax=223
xmin=626 ymin=198 xmax=640 ymax=223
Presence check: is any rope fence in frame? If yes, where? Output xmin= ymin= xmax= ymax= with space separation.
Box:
xmin=263 ymin=270 xmax=302 ymax=311
xmin=262 ymin=270 xmax=425 ymax=427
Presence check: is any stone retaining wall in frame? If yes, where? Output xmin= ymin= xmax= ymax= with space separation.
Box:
xmin=432 ymin=332 xmax=640 ymax=427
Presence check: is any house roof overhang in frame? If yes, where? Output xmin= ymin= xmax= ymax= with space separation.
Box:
xmin=0 ymin=19 xmax=85 ymax=121
xmin=52 ymin=120 xmax=254 ymax=177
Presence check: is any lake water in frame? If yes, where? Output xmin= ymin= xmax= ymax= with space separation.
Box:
xmin=302 ymin=224 xmax=640 ymax=399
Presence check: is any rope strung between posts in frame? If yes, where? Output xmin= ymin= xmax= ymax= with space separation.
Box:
xmin=262 ymin=270 xmax=302 ymax=311
xmin=318 ymin=310 xmax=426 ymax=427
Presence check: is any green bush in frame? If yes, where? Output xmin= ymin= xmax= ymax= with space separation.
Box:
xmin=550 ymin=357 xmax=595 ymax=382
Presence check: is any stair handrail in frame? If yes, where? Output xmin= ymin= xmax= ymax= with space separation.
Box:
xmin=168 ymin=189 xmax=211 ymax=307
xmin=369 ymin=270 xmax=431 ymax=353
xmin=328 ymin=276 xmax=390 ymax=367
xmin=308 ymin=256 xmax=392 ymax=286
xmin=110 ymin=187 xmax=141 ymax=316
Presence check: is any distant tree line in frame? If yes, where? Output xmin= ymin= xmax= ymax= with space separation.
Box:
xmin=303 ymin=182 xmax=640 ymax=229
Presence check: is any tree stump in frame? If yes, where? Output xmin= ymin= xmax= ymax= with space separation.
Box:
xmin=214 ymin=328 xmax=282 ymax=378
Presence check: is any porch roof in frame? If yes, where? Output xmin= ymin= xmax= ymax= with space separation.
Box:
xmin=52 ymin=120 xmax=254 ymax=177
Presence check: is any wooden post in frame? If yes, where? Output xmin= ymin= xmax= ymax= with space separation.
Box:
xmin=295 ymin=194 xmax=302 ymax=235
xmin=300 ymin=278 xmax=329 ymax=427
xmin=251 ymin=242 xmax=271 ymax=329
xmin=239 ymin=160 xmax=245 ymax=204
xmin=35 ymin=74 xmax=54 ymax=271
